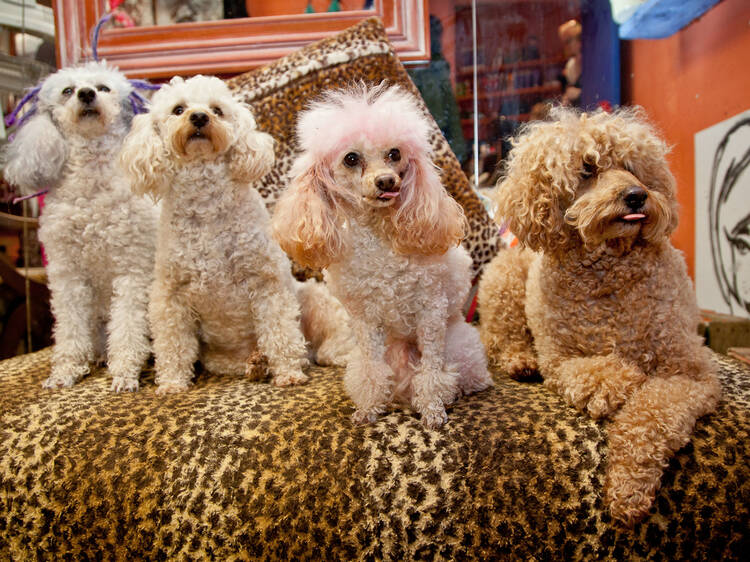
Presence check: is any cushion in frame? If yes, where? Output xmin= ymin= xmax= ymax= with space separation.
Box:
xmin=0 ymin=348 xmax=747 ymax=558
xmin=226 ymin=17 xmax=502 ymax=277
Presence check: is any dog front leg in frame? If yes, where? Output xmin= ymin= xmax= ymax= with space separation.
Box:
xmin=605 ymin=368 xmax=720 ymax=525
xmin=150 ymin=277 xmax=199 ymax=394
xmin=345 ymin=321 xmax=393 ymax=424
xmin=412 ymin=296 xmax=458 ymax=429
xmin=249 ymin=282 xmax=309 ymax=387
xmin=44 ymin=271 xmax=97 ymax=388
xmin=477 ymin=247 xmax=538 ymax=379
xmin=296 ymin=279 xmax=354 ymax=367
xmin=107 ymin=275 xmax=152 ymax=392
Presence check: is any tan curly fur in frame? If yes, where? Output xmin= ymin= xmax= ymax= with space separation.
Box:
xmin=477 ymin=107 xmax=721 ymax=525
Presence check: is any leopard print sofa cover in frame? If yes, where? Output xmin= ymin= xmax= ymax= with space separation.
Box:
xmin=226 ymin=17 xmax=503 ymax=277
xmin=0 ymin=348 xmax=747 ymax=559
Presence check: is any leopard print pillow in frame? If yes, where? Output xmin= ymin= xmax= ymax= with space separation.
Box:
xmin=226 ymin=17 xmax=502 ymax=277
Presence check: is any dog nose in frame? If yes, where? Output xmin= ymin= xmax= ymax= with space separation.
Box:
xmin=623 ymin=186 xmax=647 ymax=210
xmin=190 ymin=112 xmax=209 ymax=129
xmin=77 ymin=88 xmax=96 ymax=105
xmin=375 ymin=175 xmax=397 ymax=192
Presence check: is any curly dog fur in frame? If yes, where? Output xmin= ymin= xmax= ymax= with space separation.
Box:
xmin=120 ymin=75 xmax=351 ymax=393
xmin=273 ymin=83 xmax=492 ymax=428
xmin=2 ymin=61 xmax=157 ymax=392
xmin=478 ymin=107 xmax=721 ymax=524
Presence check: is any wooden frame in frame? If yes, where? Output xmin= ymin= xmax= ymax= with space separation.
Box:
xmin=52 ymin=0 xmax=429 ymax=79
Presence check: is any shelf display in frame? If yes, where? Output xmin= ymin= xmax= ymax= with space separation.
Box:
xmin=448 ymin=0 xmax=580 ymax=175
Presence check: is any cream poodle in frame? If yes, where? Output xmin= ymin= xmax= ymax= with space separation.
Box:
xmin=119 ymin=75 xmax=352 ymax=392
xmin=477 ymin=107 xmax=721 ymax=525
xmin=273 ymin=84 xmax=493 ymax=428
xmin=2 ymin=61 xmax=158 ymax=391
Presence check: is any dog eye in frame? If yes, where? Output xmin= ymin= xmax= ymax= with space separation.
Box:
xmin=172 ymin=105 xmax=185 ymax=116
xmin=211 ymin=106 xmax=223 ymax=117
xmin=343 ymin=152 xmax=360 ymax=167
xmin=581 ymin=162 xmax=596 ymax=179
xmin=96 ymin=85 xmax=110 ymax=93
xmin=388 ymin=148 xmax=401 ymax=162
xmin=62 ymin=87 xmax=74 ymax=96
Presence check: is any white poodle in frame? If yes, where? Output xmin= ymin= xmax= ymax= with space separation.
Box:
xmin=119 ymin=75 xmax=351 ymax=393
xmin=273 ymin=84 xmax=493 ymax=428
xmin=2 ymin=60 xmax=158 ymax=391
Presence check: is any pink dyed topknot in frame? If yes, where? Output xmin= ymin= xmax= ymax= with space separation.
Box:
xmin=296 ymin=82 xmax=433 ymax=163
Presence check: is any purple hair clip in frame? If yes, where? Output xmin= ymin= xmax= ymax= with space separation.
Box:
xmin=128 ymin=80 xmax=161 ymax=115
xmin=4 ymin=86 xmax=40 ymax=129
xmin=91 ymin=12 xmax=114 ymax=63
xmin=91 ymin=12 xmax=160 ymax=114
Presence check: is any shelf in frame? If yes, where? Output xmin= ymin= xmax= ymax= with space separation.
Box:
xmin=456 ymin=83 xmax=561 ymax=104
xmin=456 ymin=56 xmax=566 ymax=78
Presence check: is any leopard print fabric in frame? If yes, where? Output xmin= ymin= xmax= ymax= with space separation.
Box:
xmin=0 ymin=348 xmax=747 ymax=559
xmin=226 ymin=17 xmax=503 ymax=276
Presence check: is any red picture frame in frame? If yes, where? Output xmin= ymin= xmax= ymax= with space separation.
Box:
xmin=52 ymin=0 xmax=430 ymax=79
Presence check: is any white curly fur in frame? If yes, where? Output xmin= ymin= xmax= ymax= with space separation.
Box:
xmin=273 ymin=83 xmax=493 ymax=428
xmin=120 ymin=75 xmax=352 ymax=393
xmin=1 ymin=60 xmax=158 ymax=392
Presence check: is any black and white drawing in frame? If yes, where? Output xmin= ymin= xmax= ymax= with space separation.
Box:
xmin=696 ymin=109 xmax=750 ymax=317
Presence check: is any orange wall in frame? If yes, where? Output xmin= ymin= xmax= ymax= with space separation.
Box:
xmin=246 ymin=1 xmax=362 ymax=17
xmin=622 ymin=0 xmax=750 ymax=279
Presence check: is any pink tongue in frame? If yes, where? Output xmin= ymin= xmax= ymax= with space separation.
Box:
xmin=379 ymin=192 xmax=400 ymax=199
xmin=622 ymin=213 xmax=646 ymax=221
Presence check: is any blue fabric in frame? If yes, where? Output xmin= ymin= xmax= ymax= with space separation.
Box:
xmin=619 ymin=0 xmax=721 ymax=39
xmin=582 ymin=0 xmax=620 ymax=109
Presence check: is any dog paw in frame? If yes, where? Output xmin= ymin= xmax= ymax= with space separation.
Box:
xmin=555 ymin=357 xmax=647 ymax=419
xmin=351 ymin=408 xmax=381 ymax=425
xmin=605 ymin=480 xmax=656 ymax=527
xmin=155 ymin=381 xmax=191 ymax=395
xmin=460 ymin=368 xmax=494 ymax=395
xmin=585 ymin=389 xmax=621 ymax=419
xmin=111 ymin=376 xmax=140 ymax=393
xmin=244 ymin=352 xmax=269 ymax=381
xmin=438 ymin=384 xmax=460 ymax=407
xmin=42 ymin=374 xmax=78 ymax=389
xmin=504 ymin=352 xmax=539 ymax=380
xmin=420 ymin=406 xmax=448 ymax=429
xmin=44 ymin=361 xmax=90 ymax=389
xmin=604 ymin=456 xmax=660 ymax=526
xmin=315 ymin=347 xmax=350 ymax=368
xmin=272 ymin=369 xmax=309 ymax=387
xmin=582 ymin=373 xmax=645 ymax=419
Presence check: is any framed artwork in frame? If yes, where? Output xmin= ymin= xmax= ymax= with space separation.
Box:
xmin=695 ymin=108 xmax=750 ymax=317
xmin=52 ymin=0 xmax=429 ymax=79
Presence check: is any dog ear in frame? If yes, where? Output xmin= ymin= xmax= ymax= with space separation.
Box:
xmin=391 ymin=153 xmax=466 ymax=256
xmin=494 ymin=123 xmax=575 ymax=253
xmin=2 ymin=112 xmax=66 ymax=195
xmin=119 ymin=113 xmax=171 ymax=200
xmin=272 ymin=157 xmax=346 ymax=270
xmin=229 ymin=103 xmax=275 ymax=184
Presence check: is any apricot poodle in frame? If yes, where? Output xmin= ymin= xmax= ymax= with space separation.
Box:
xmin=478 ymin=107 xmax=721 ymax=525
xmin=120 ymin=75 xmax=351 ymax=392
